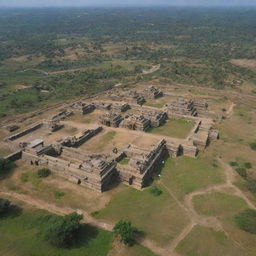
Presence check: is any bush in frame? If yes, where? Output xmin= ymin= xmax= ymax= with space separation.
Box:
xmin=235 ymin=168 xmax=247 ymax=178
xmin=149 ymin=186 xmax=163 ymax=196
xmin=55 ymin=191 xmax=65 ymax=199
xmin=113 ymin=220 xmax=138 ymax=246
xmin=244 ymin=162 xmax=252 ymax=169
xmin=0 ymin=198 xmax=11 ymax=214
xmin=0 ymin=158 xmax=14 ymax=175
xmin=37 ymin=168 xmax=51 ymax=178
xmin=20 ymin=173 xmax=29 ymax=183
xmin=229 ymin=161 xmax=238 ymax=167
xmin=249 ymin=142 xmax=256 ymax=151
xmin=44 ymin=212 xmax=83 ymax=248
xmin=235 ymin=209 xmax=256 ymax=234
xmin=245 ymin=178 xmax=256 ymax=194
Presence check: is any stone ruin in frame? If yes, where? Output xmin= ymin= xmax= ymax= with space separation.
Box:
xmin=143 ymin=86 xmax=163 ymax=99
xmin=93 ymin=101 xmax=112 ymax=110
xmin=140 ymin=109 xmax=167 ymax=127
xmin=22 ymin=142 xmax=116 ymax=192
xmin=117 ymin=140 xmax=167 ymax=189
xmin=110 ymin=102 xmax=130 ymax=112
xmin=165 ymin=98 xmax=197 ymax=117
xmin=43 ymin=119 xmax=64 ymax=132
xmin=60 ymin=126 xmax=102 ymax=147
xmin=69 ymin=101 xmax=95 ymax=115
xmin=99 ymin=112 xmax=124 ymax=128
xmin=120 ymin=114 xmax=151 ymax=131
xmin=187 ymin=119 xmax=219 ymax=150
xmin=127 ymin=90 xmax=145 ymax=105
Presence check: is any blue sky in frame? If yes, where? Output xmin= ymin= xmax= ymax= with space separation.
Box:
xmin=0 ymin=0 xmax=256 ymax=7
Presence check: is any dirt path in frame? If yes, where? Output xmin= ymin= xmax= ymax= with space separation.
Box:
xmin=161 ymin=157 xmax=256 ymax=255
xmin=0 ymin=190 xmax=167 ymax=256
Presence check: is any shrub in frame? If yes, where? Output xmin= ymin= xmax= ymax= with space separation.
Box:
xmin=55 ymin=191 xmax=65 ymax=199
xmin=245 ymin=178 xmax=256 ymax=194
xmin=44 ymin=212 xmax=83 ymax=248
xmin=149 ymin=186 xmax=163 ymax=196
xmin=235 ymin=168 xmax=247 ymax=178
xmin=235 ymin=209 xmax=256 ymax=234
xmin=229 ymin=161 xmax=238 ymax=167
xmin=113 ymin=220 xmax=138 ymax=246
xmin=20 ymin=173 xmax=29 ymax=183
xmin=249 ymin=142 xmax=256 ymax=151
xmin=244 ymin=162 xmax=252 ymax=169
xmin=37 ymin=168 xmax=51 ymax=178
xmin=0 ymin=198 xmax=11 ymax=214
xmin=0 ymin=158 xmax=14 ymax=175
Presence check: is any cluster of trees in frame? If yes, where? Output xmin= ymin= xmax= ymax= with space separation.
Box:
xmin=0 ymin=158 xmax=14 ymax=176
xmin=235 ymin=209 xmax=256 ymax=234
xmin=44 ymin=212 xmax=83 ymax=248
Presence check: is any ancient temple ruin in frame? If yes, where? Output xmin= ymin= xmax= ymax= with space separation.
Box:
xmin=99 ymin=112 xmax=124 ymax=128
xmin=165 ymin=98 xmax=197 ymax=117
xmin=143 ymin=86 xmax=163 ymax=99
xmin=120 ymin=114 xmax=151 ymax=131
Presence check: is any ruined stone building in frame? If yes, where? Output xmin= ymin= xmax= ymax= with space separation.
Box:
xmin=165 ymin=98 xmax=197 ymax=117
xmin=110 ymin=102 xmax=130 ymax=112
xmin=60 ymin=127 xmax=102 ymax=147
xmin=22 ymin=142 xmax=116 ymax=192
xmin=143 ymin=86 xmax=163 ymax=99
xmin=70 ymin=102 xmax=95 ymax=115
xmin=127 ymin=91 xmax=145 ymax=105
xmin=43 ymin=119 xmax=64 ymax=132
xmin=117 ymin=140 xmax=167 ymax=189
xmin=141 ymin=109 xmax=167 ymax=127
xmin=99 ymin=112 xmax=124 ymax=128
xmin=120 ymin=114 xmax=151 ymax=131
xmin=93 ymin=101 xmax=112 ymax=110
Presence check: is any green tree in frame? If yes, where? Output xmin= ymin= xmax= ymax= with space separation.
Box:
xmin=0 ymin=158 xmax=14 ymax=175
xmin=0 ymin=198 xmax=11 ymax=214
xmin=113 ymin=220 xmax=138 ymax=246
xmin=235 ymin=209 xmax=256 ymax=234
xmin=44 ymin=212 xmax=83 ymax=248
xmin=37 ymin=168 xmax=51 ymax=178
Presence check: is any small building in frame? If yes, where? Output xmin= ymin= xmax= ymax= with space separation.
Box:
xmin=120 ymin=114 xmax=151 ymax=131
xmin=99 ymin=112 xmax=124 ymax=128
xmin=165 ymin=98 xmax=197 ymax=116
xmin=70 ymin=102 xmax=95 ymax=115
xmin=143 ymin=86 xmax=163 ymax=99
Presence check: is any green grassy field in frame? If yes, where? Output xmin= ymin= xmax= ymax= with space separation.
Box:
xmin=95 ymin=185 xmax=189 ymax=246
xmin=0 ymin=209 xmax=113 ymax=256
xmin=147 ymin=119 xmax=195 ymax=139
xmin=193 ymin=192 xmax=248 ymax=217
xmin=176 ymin=225 xmax=244 ymax=256
xmin=89 ymin=131 xmax=117 ymax=151
xmin=160 ymin=156 xmax=224 ymax=200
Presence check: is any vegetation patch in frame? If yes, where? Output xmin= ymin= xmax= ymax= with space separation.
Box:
xmin=118 ymin=157 xmax=130 ymax=165
xmin=235 ymin=168 xmax=247 ymax=178
xmin=176 ymin=225 xmax=244 ymax=256
xmin=193 ymin=192 xmax=248 ymax=217
xmin=234 ymin=209 xmax=256 ymax=234
xmin=147 ymin=119 xmax=195 ymax=139
xmin=37 ymin=168 xmax=51 ymax=178
xmin=95 ymin=185 xmax=189 ymax=246
xmin=161 ymin=157 xmax=224 ymax=199
xmin=149 ymin=186 xmax=163 ymax=196
xmin=0 ymin=208 xmax=113 ymax=256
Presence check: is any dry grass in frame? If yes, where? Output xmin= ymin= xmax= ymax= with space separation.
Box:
xmin=230 ymin=59 xmax=256 ymax=70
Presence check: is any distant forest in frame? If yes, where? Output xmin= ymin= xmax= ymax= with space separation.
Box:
xmin=0 ymin=7 xmax=255 ymax=117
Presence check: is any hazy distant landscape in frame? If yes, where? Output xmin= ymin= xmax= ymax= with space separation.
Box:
xmin=0 ymin=7 xmax=255 ymax=118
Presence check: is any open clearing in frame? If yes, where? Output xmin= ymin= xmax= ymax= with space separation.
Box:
xmin=95 ymin=185 xmax=189 ymax=247
xmin=148 ymin=119 xmax=195 ymax=139
xmin=230 ymin=59 xmax=256 ymax=70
